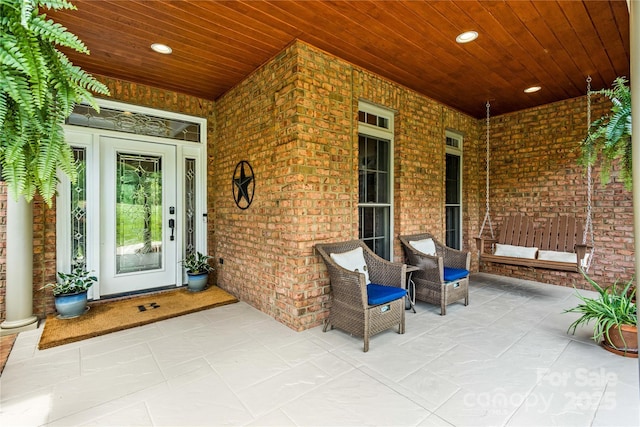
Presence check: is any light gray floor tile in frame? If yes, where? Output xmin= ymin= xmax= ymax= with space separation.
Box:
xmin=1 ymin=273 xmax=638 ymax=427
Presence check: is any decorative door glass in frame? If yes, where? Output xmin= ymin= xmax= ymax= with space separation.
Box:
xmin=184 ymin=158 xmax=196 ymax=257
xmin=116 ymin=153 xmax=163 ymax=274
xmin=71 ymin=147 xmax=87 ymax=269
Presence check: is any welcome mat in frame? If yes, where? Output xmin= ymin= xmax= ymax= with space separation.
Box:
xmin=38 ymin=286 xmax=238 ymax=350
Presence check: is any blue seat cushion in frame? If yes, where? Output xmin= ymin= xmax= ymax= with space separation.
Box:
xmin=367 ymin=283 xmax=407 ymax=305
xmin=443 ymin=267 xmax=469 ymax=282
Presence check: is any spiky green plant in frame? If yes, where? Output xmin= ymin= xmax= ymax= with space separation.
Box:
xmin=0 ymin=0 xmax=109 ymax=205
xmin=580 ymin=76 xmax=632 ymax=190
xmin=566 ymin=271 xmax=636 ymax=349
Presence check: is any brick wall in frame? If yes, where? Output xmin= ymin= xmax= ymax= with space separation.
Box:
xmin=478 ymin=96 xmax=635 ymax=289
xmin=213 ymin=41 xmax=480 ymax=331
xmin=213 ymin=42 xmax=351 ymax=330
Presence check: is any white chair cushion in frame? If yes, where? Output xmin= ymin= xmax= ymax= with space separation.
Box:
xmin=409 ymin=238 xmax=437 ymax=256
xmin=537 ymin=250 xmax=577 ymax=263
xmin=330 ymin=247 xmax=371 ymax=284
xmin=494 ymin=244 xmax=538 ymax=259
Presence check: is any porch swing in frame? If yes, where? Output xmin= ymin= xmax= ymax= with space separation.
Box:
xmin=475 ymin=79 xmax=595 ymax=273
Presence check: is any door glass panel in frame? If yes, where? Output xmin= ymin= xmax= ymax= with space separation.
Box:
xmin=116 ymin=153 xmax=163 ymax=274
xmin=71 ymin=147 xmax=87 ymax=270
xmin=184 ymin=158 xmax=196 ymax=257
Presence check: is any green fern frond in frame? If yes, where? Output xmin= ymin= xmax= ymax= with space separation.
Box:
xmin=37 ymin=0 xmax=76 ymax=11
xmin=0 ymin=93 xmax=7 ymax=126
xmin=0 ymin=34 xmax=29 ymax=75
xmin=29 ymin=14 xmax=88 ymax=53
xmin=3 ymin=162 xmax=26 ymax=197
xmin=1 ymin=0 xmax=110 ymax=205
xmin=37 ymin=105 xmax=65 ymax=177
xmin=11 ymin=32 xmax=49 ymax=108
xmin=2 ymin=135 xmax=26 ymax=164
xmin=580 ymin=77 xmax=632 ymax=190
xmin=55 ymin=50 xmax=109 ymax=95
xmin=1 ymin=130 xmax=28 ymax=196
xmin=0 ymin=69 xmax=35 ymax=116
xmin=0 ymin=0 xmax=20 ymax=10
xmin=56 ymin=134 xmax=76 ymax=177
xmin=19 ymin=0 xmax=36 ymax=28
xmin=36 ymin=121 xmax=75 ymax=201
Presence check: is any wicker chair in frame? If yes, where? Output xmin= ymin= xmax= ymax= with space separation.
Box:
xmin=399 ymin=233 xmax=470 ymax=315
xmin=315 ymin=240 xmax=407 ymax=352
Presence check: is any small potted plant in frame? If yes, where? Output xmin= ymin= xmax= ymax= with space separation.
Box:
xmin=565 ymin=272 xmax=637 ymax=357
xmin=42 ymin=267 xmax=98 ymax=319
xmin=180 ymin=251 xmax=214 ymax=292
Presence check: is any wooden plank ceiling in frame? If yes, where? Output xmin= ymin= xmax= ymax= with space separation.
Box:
xmin=48 ymin=0 xmax=630 ymax=118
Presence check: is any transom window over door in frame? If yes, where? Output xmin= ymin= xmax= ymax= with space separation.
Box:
xmin=358 ymin=102 xmax=394 ymax=260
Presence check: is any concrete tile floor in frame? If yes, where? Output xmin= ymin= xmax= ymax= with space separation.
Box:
xmin=0 ymin=273 xmax=638 ymax=426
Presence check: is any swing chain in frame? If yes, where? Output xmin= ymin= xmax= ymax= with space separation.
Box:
xmin=479 ymin=100 xmax=494 ymax=239
xmin=583 ymin=76 xmax=595 ymax=271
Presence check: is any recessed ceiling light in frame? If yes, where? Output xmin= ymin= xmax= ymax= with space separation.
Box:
xmin=456 ymin=31 xmax=478 ymax=44
xmin=151 ymin=43 xmax=172 ymax=54
xmin=524 ymin=86 xmax=542 ymax=93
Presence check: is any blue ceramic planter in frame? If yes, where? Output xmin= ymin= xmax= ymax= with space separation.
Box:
xmin=54 ymin=291 xmax=88 ymax=319
xmin=187 ymin=272 xmax=209 ymax=292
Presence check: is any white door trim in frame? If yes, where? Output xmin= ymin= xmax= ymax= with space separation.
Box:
xmin=57 ymin=100 xmax=207 ymax=299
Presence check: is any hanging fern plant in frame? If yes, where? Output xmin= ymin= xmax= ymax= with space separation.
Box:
xmin=0 ymin=0 xmax=109 ymax=205
xmin=580 ymin=77 xmax=632 ymax=190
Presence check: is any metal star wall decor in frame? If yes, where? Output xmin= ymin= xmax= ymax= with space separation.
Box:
xmin=232 ymin=160 xmax=255 ymax=210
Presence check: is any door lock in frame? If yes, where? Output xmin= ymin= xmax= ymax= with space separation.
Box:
xmin=169 ymin=218 xmax=175 ymax=241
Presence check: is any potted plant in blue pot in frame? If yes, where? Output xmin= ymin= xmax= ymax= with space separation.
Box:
xmin=43 ymin=267 xmax=98 ymax=319
xmin=181 ymin=252 xmax=214 ymax=292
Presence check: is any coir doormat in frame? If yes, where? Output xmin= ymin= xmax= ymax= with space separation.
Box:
xmin=38 ymin=286 xmax=238 ymax=350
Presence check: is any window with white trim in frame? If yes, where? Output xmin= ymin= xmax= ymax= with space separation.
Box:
xmin=445 ymin=130 xmax=463 ymax=249
xmin=358 ymin=102 xmax=394 ymax=260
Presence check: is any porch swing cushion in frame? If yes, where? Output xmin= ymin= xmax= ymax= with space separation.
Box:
xmin=493 ymin=243 xmax=538 ymax=259
xmin=538 ymin=250 xmax=591 ymax=267
xmin=537 ymin=250 xmax=576 ymax=263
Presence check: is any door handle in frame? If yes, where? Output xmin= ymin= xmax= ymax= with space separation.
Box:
xmin=169 ymin=218 xmax=175 ymax=241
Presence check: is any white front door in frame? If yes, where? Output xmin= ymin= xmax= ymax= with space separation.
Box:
xmin=100 ymin=137 xmax=178 ymax=295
